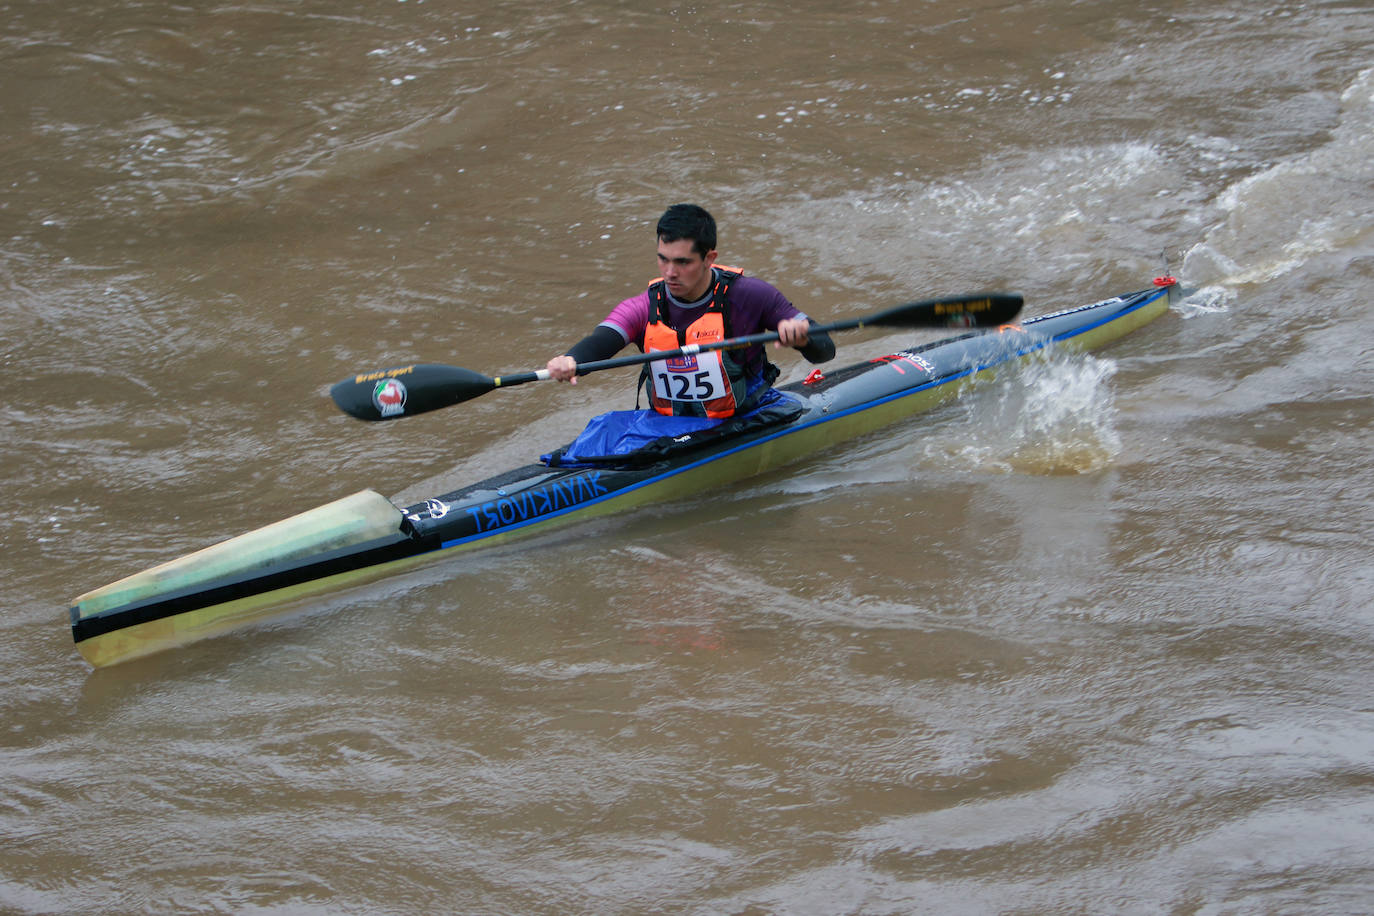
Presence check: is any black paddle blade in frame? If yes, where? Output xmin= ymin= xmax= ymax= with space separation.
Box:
xmin=330 ymin=363 xmax=497 ymax=421
xmin=867 ymin=293 xmax=1024 ymax=330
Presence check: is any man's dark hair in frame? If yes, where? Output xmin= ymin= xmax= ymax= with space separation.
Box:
xmin=656 ymin=204 xmax=716 ymax=258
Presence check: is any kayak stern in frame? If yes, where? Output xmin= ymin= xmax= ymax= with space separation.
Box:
xmin=70 ymin=490 xmax=414 ymax=667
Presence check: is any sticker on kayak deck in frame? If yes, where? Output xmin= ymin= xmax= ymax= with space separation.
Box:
xmin=897 ymin=352 xmax=935 ymax=374
xmin=403 ymin=497 xmax=450 ymax=524
xmin=872 ymin=353 xmax=934 ymax=376
xmin=372 ymin=377 xmax=408 ymax=417
xmin=463 ymin=471 xmax=609 ymax=534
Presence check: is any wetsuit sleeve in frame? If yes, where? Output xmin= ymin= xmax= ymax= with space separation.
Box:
xmin=798 ymin=330 xmax=835 ymax=364
xmin=564 ymin=325 xmax=627 ymax=363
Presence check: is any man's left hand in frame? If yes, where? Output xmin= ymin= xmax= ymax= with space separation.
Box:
xmin=775 ymin=318 xmax=812 ymax=349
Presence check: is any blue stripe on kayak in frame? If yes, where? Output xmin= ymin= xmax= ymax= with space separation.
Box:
xmin=438 ymin=288 xmax=1167 ymax=551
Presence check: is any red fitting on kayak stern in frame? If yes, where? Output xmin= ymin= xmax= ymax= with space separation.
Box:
xmin=1153 ymin=276 xmax=1178 ymax=287
xmin=803 ymin=368 xmax=826 ymax=385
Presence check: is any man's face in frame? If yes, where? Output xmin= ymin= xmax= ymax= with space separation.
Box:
xmin=657 ymin=238 xmax=717 ymax=302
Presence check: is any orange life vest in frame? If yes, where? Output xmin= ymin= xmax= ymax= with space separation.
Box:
xmin=641 ymin=266 xmax=752 ymax=418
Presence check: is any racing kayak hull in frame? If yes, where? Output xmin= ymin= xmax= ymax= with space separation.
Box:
xmin=70 ymin=282 xmax=1177 ymax=667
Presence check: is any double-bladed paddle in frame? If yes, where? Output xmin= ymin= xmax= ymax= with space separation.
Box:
xmin=330 ymin=291 xmax=1023 ymax=421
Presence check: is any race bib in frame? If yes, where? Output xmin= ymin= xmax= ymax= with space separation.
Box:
xmin=649 ymin=351 xmax=729 ymax=403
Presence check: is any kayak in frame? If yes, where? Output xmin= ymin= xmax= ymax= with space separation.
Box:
xmin=70 ymin=280 xmax=1178 ymax=667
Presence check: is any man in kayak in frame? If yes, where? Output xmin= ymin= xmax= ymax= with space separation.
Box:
xmin=545 ymin=203 xmax=835 ymax=418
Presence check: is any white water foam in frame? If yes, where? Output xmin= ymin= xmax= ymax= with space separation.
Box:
xmin=766 ymin=137 xmax=1193 ymax=299
xmin=756 ymin=343 xmax=1125 ymax=499
xmin=931 ymin=348 xmax=1123 ymax=476
xmin=1181 ymin=68 xmax=1374 ymax=312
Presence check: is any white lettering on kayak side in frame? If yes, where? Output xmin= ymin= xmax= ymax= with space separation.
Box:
xmin=464 ymin=471 xmax=610 ymax=533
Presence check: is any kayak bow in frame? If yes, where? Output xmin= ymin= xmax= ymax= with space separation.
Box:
xmin=70 ymin=281 xmax=1178 ymax=667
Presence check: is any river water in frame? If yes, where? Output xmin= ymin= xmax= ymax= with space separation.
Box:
xmin=4 ymin=1 xmax=1373 ymax=913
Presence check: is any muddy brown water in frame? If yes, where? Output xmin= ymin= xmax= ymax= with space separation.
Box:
xmin=3 ymin=1 xmax=1373 ymax=912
